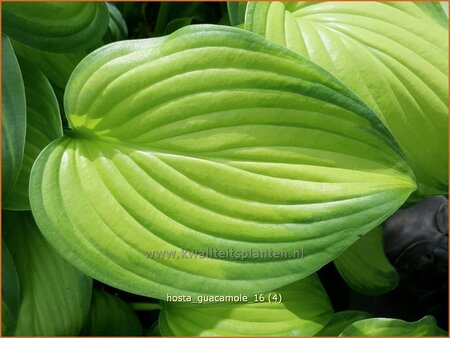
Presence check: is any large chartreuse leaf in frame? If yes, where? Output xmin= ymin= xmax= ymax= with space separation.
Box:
xmin=376 ymin=3 xmax=448 ymax=28
xmin=333 ymin=225 xmax=399 ymax=296
xmin=3 ymin=211 xmax=92 ymax=336
xmin=30 ymin=25 xmax=416 ymax=299
xmin=340 ymin=316 xmax=447 ymax=336
xmin=245 ymin=2 xmax=448 ymax=195
xmin=4 ymin=59 xmax=62 ymax=210
xmin=160 ymin=275 xmax=332 ymax=336
xmin=80 ymin=288 xmax=142 ymax=336
xmin=401 ymin=2 xmax=448 ymax=27
xmin=2 ymin=241 xmax=20 ymax=336
xmin=2 ymin=2 xmax=109 ymax=53
xmin=315 ymin=310 xmax=371 ymax=336
xmin=2 ymin=34 xmax=26 ymax=200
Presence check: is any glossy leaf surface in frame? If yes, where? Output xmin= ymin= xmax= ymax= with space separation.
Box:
xmin=30 ymin=25 xmax=415 ymax=299
xmin=245 ymin=2 xmax=448 ymax=195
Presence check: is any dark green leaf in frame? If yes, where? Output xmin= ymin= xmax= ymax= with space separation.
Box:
xmin=165 ymin=17 xmax=198 ymax=35
xmin=80 ymin=288 xmax=142 ymax=336
xmin=104 ymin=3 xmax=128 ymax=43
xmin=2 ymin=241 xmax=20 ymax=336
xmin=4 ymin=58 xmax=62 ymax=210
xmin=2 ymin=34 xmax=26 ymax=201
xmin=227 ymin=2 xmax=247 ymax=26
xmin=3 ymin=211 xmax=92 ymax=336
xmin=145 ymin=323 xmax=162 ymax=336
xmin=12 ymin=40 xmax=86 ymax=91
xmin=2 ymin=2 xmax=110 ymax=52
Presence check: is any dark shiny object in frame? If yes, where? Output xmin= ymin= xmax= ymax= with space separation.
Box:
xmin=383 ymin=196 xmax=448 ymax=273
xmin=383 ymin=196 xmax=448 ymax=327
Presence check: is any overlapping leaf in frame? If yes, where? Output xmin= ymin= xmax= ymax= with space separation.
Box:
xmin=2 ymin=2 xmax=109 ymax=52
xmin=340 ymin=316 xmax=447 ymax=336
xmin=4 ymin=59 xmax=62 ymax=210
xmin=80 ymin=288 xmax=142 ymax=336
xmin=30 ymin=25 xmax=416 ymax=299
xmin=160 ymin=275 xmax=333 ymax=336
xmin=2 ymin=34 xmax=26 ymax=200
xmin=245 ymin=2 xmax=448 ymax=195
xmin=3 ymin=211 xmax=92 ymax=336
xmin=334 ymin=225 xmax=399 ymax=295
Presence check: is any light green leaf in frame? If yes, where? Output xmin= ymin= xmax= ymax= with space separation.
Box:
xmin=3 ymin=211 xmax=92 ymax=336
xmin=227 ymin=2 xmax=247 ymax=26
xmin=30 ymin=25 xmax=415 ymax=299
xmin=334 ymin=225 xmax=399 ymax=295
xmin=245 ymin=2 xmax=448 ymax=195
xmin=160 ymin=275 xmax=333 ymax=336
xmin=315 ymin=311 xmax=371 ymax=336
xmin=80 ymin=288 xmax=142 ymax=336
xmin=441 ymin=2 xmax=449 ymax=17
xmin=340 ymin=316 xmax=447 ymax=336
xmin=4 ymin=58 xmax=62 ymax=210
xmin=378 ymin=3 xmax=448 ymax=28
xmin=2 ymin=34 xmax=26 ymax=200
xmin=2 ymin=2 xmax=109 ymax=52
xmin=2 ymin=241 xmax=20 ymax=336
xmin=411 ymin=2 xmax=448 ymax=27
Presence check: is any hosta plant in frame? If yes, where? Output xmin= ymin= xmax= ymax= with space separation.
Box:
xmin=30 ymin=23 xmax=416 ymax=299
xmin=1 ymin=1 xmax=448 ymax=336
